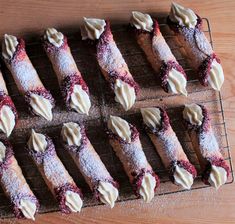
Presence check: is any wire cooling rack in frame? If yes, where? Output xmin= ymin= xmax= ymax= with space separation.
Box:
xmin=0 ymin=17 xmax=233 ymax=218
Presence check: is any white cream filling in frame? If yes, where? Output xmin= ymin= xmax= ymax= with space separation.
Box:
xmin=183 ymin=103 xmax=203 ymax=126
xmin=19 ymin=199 xmax=37 ymax=221
xmin=108 ymin=115 xmax=131 ymax=143
xmin=2 ymin=34 xmax=18 ymax=60
xmin=169 ymin=2 xmax=198 ymax=28
xmin=29 ymin=93 xmax=53 ymax=121
xmin=130 ymin=11 xmax=153 ymax=32
xmin=27 ymin=129 xmax=47 ymax=152
xmin=173 ymin=165 xmax=194 ymax=189
xmin=140 ymin=107 xmax=161 ymax=129
xmin=65 ymin=190 xmax=83 ymax=212
xmin=81 ymin=17 xmax=106 ymax=40
xmin=0 ymin=105 xmax=15 ymax=137
xmin=0 ymin=141 xmax=6 ymax=163
xmin=44 ymin=27 xmax=64 ymax=48
xmin=207 ymin=60 xmax=224 ymax=91
xmin=70 ymin=84 xmax=91 ymax=115
xmin=114 ymin=79 xmax=136 ymax=111
xmin=97 ymin=182 xmax=119 ymax=208
xmin=61 ymin=122 xmax=82 ymax=146
xmin=168 ymin=68 xmax=187 ymax=96
xmin=208 ymin=165 xmax=227 ymax=189
xmin=139 ymin=173 xmax=156 ymax=203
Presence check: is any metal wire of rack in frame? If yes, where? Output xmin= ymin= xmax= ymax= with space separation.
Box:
xmin=0 ymin=17 xmax=233 ymax=218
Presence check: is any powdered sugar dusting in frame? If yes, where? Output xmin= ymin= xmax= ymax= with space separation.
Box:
xmin=43 ymin=154 xmax=74 ymax=188
xmin=9 ymin=58 xmax=44 ymax=93
xmin=75 ymin=141 xmax=113 ymax=187
xmin=49 ymin=48 xmax=80 ymax=84
xmin=0 ymin=71 xmax=8 ymax=94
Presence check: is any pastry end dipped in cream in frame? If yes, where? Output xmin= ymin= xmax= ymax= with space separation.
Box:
xmin=2 ymin=34 xmax=19 ymax=60
xmin=208 ymin=165 xmax=227 ymax=189
xmin=0 ymin=105 xmax=16 ymax=137
xmin=61 ymin=122 xmax=118 ymax=208
xmin=108 ymin=116 xmax=156 ymax=202
xmin=169 ymin=2 xmax=198 ymax=29
xmin=81 ymin=17 xmax=106 ymax=40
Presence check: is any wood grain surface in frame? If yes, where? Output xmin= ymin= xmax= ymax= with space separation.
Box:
xmin=0 ymin=0 xmax=235 ymax=223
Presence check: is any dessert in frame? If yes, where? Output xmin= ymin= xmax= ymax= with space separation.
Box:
xmin=183 ymin=104 xmax=229 ymax=189
xmin=26 ymin=130 xmax=83 ymax=213
xmin=2 ymin=34 xmax=55 ymax=121
xmin=130 ymin=11 xmax=187 ymax=96
xmin=61 ymin=122 xmax=119 ymax=208
xmin=81 ymin=18 xmax=139 ymax=111
xmin=0 ymin=69 xmax=18 ymax=137
xmin=167 ymin=3 xmax=224 ymax=91
xmin=141 ymin=107 xmax=197 ymax=189
xmin=43 ymin=28 xmax=91 ymax=114
xmin=107 ymin=116 xmax=160 ymax=202
xmin=0 ymin=140 xmax=39 ymax=220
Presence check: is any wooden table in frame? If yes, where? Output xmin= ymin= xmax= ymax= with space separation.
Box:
xmin=1 ymin=0 xmax=235 ymax=223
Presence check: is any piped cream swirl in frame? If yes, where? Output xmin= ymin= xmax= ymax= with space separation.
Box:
xmin=27 ymin=129 xmax=47 ymax=153
xmin=61 ymin=122 xmax=82 ymax=147
xmin=70 ymin=85 xmax=91 ymax=115
xmin=183 ymin=104 xmax=203 ymax=126
xmin=2 ymin=34 xmax=19 ymax=60
xmin=173 ymin=165 xmax=193 ymax=189
xmin=169 ymin=2 xmax=198 ymax=28
xmin=19 ymin=199 xmax=37 ymax=221
xmin=65 ymin=190 xmax=83 ymax=212
xmin=207 ymin=60 xmax=224 ymax=91
xmin=0 ymin=141 xmax=6 ymax=163
xmin=114 ymin=79 xmax=136 ymax=111
xmin=168 ymin=69 xmax=187 ymax=96
xmin=130 ymin=11 xmax=153 ymax=32
xmin=97 ymin=182 xmax=119 ymax=208
xmin=208 ymin=165 xmax=227 ymax=189
xmin=108 ymin=116 xmax=131 ymax=143
xmin=0 ymin=105 xmax=15 ymax=137
xmin=30 ymin=93 xmax=53 ymax=121
xmin=44 ymin=28 xmax=64 ymax=48
xmin=81 ymin=17 xmax=106 ymax=40
xmin=139 ymin=173 xmax=156 ymax=203
xmin=140 ymin=107 xmax=161 ymax=129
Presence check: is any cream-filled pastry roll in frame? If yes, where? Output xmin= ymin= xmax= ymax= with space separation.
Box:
xmin=2 ymin=34 xmax=55 ymax=120
xmin=81 ymin=18 xmax=139 ymax=111
xmin=141 ymin=107 xmax=197 ymax=189
xmin=43 ymin=28 xmax=91 ymax=115
xmin=0 ymin=69 xmax=18 ymax=137
xmin=107 ymin=116 xmax=160 ymax=202
xmin=130 ymin=11 xmax=187 ymax=96
xmin=167 ymin=3 xmax=224 ymax=91
xmin=61 ymin=122 xmax=119 ymax=208
xmin=26 ymin=130 xmax=83 ymax=213
xmin=0 ymin=140 xmax=39 ymax=220
xmin=183 ymin=104 xmax=229 ymax=189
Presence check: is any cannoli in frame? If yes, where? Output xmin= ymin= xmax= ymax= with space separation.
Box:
xmin=26 ymin=130 xmax=83 ymax=213
xmin=0 ymin=139 xmax=39 ymax=220
xmin=183 ymin=104 xmax=229 ymax=189
xmin=167 ymin=3 xmax=224 ymax=91
xmin=61 ymin=122 xmax=119 ymax=208
xmin=130 ymin=11 xmax=187 ymax=96
xmin=0 ymin=69 xmax=18 ymax=137
xmin=42 ymin=28 xmax=91 ymax=114
xmin=107 ymin=116 xmax=159 ymax=202
xmin=81 ymin=18 xmax=139 ymax=111
xmin=141 ymin=107 xmax=197 ymax=189
xmin=2 ymin=34 xmax=55 ymax=120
